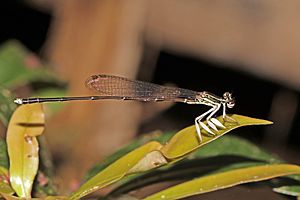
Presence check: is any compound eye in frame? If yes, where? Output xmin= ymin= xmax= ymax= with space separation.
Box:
xmin=227 ymin=101 xmax=235 ymax=108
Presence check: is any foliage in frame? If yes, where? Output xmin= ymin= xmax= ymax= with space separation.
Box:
xmin=1 ymin=104 xmax=300 ymax=199
xmin=0 ymin=40 xmax=299 ymax=199
xmin=0 ymin=40 xmax=61 ymax=89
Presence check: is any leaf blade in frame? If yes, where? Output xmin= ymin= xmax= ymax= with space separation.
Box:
xmin=161 ymin=114 xmax=272 ymax=159
xmin=0 ymin=166 xmax=14 ymax=195
xmin=7 ymin=104 xmax=45 ymax=198
xmin=273 ymin=185 xmax=300 ymax=197
xmin=144 ymin=164 xmax=300 ymax=200
xmin=0 ymin=87 xmax=16 ymax=126
xmin=70 ymin=141 xmax=163 ymax=200
xmin=0 ymin=40 xmax=62 ymax=89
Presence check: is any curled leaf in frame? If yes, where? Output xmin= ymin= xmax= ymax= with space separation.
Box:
xmin=85 ymin=131 xmax=171 ymax=181
xmin=144 ymin=164 xmax=300 ymax=200
xmin=161 ymin=114 xmax=272 ymax=159
xmin=128 ymin=151 xmax=167 ymax=174
xmin=70 ymin=141 xmax=163 ymax=200
xmin=7 ymin=104 xmax=45 ymax=198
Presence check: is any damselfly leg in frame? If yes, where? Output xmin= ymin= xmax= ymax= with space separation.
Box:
xmin=193 ymin=92 xmax=235 ymax=142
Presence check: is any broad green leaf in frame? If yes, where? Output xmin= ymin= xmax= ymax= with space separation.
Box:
xmin=161 ymin=114 xmax=272 ymax=159
xmin=0 ymin=40 xmax=61 ymax=88
xmin=79 ymin=115 xmax=272 ymax=199
xmin=108 ymin=159 xmax=265 ymax=198
xmin=70 ymin=141 xmax=163 ymax=200
xmin=0 ymin=87 xmax=16 ymax=126
xmin=86 ymin=131 xmax=172 ymax=180
xmin=87 ymin=116 xmax=272 ymax=183
xmin=144 ymin=164 xmax=300 ymax=200
xmin=7 ymin=104 xmax=45 ymax=198
xmin=192 ymin=135 xmax=281 ymax=163
xmin=99 ymin=135 xmax=275 ymax=197
xmin=0 ymin=139 xmax=9 ymax=169
xmin=273 ymin=185 xmax=300 ymax=197
xmin=108 ymin=135 xmax=295 ymax=198
xmin=0 ymin=166 xmax=14 ymax=195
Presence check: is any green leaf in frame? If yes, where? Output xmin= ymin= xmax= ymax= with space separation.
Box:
xmin=273 ymin=185 xmax=300 ymax=197
xmin=0 ymin=139 xmax=9 ymax=169
xmin=91 ymin=123 xmax=275 ymax=184
xmin=0 ymin=183 xmax=14 ymax=196
xmin=70 ymin=141 xmax=163 ymax=200
xmin=108 ymin=135 xmax=271 ymax=197
xmin=0 ymin=166 xmax=14 ymax=195
xmin=161 ymin=114 xmax=272 ymax=159
xmin=0 ymin=87 xmax=16 ymax=126
xmin=7 ymin=104 xmax=45 ymax=198
xmin=86 ymin=131 xmax=172 ymax=181
xmin=0 ymin=40 xmax=61 ymax=89
xmin=108 ymin=159 xmax=265 ymax=198
xmin=144 ymin=164 xmax=300 ymax=200
xmin=192 ymin=135 xmax=281 ymax=163
xmin=81 ymin=115 xmax=271 ymax=199
xmin=109 ymin=135 xmax=297 ymax=198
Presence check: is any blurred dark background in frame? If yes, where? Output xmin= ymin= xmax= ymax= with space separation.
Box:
xmin=1 ymin=1 xmax=299 ymax=197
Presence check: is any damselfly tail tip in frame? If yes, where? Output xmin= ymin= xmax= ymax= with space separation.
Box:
xmin=14 ymin=98 xmax=23 ymax=105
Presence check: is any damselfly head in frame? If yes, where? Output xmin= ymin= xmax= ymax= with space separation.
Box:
xmin=223 ymin=92 xmax=235 ymax=108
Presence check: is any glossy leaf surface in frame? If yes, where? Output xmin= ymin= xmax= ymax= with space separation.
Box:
xmin=7 ymin=104 xmax=45 ymax=198
xmin=108 ymin=135 xmax=274 ymax=197
xmin=192 ymin=135 xmax=280 ymax=163
xmin=86 ymin=131 xmax=171 ymax=181
xmin=144 ymin=164 xmax=300 ymax=200
xmin=75 ymin=115 xmax=272 ymax=199
xmin=70 ymin=141 xmax=163 ymax=200
xmin=161 ymin=114 xmax=272 ymax=159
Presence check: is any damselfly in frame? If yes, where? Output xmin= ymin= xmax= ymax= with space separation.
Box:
xmin=14 ymin=74 xmax=235 ymax=141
